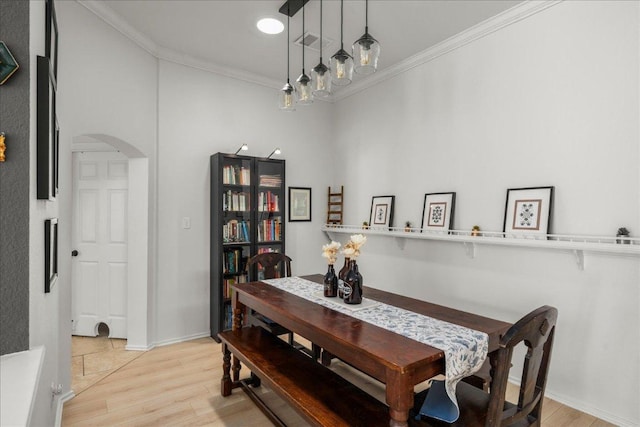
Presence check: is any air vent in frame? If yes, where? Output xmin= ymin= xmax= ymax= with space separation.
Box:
xmin=294 ymin=32 xmax=333 ymax=52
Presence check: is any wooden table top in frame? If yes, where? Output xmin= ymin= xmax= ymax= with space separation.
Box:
xmin=232 ymin=274 xmax=511 ymax=385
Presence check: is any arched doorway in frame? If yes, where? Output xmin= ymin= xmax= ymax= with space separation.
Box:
xmin=71 ymin=134 xmax=150 ymax=350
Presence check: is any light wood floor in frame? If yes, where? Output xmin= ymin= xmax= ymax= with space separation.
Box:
xmin=63 ymin=335 xmax=615 ymax=426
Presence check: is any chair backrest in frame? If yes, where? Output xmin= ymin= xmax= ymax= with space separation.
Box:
xmin=246 ymin=252 xmax=292 ymax=280
xmin=486 ymin=305 xmax=558 ymax=427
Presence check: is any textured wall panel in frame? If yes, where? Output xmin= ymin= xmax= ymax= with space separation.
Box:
xmin=0 ymin=1 xmax=30 ymax=356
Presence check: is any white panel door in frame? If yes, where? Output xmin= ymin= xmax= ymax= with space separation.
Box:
xmin=72 ymin=151 xmax=128 ymax=338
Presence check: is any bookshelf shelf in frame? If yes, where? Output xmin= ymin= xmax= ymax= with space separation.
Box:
xmin=211 ymin=153 xmax=285 ymax=340
xmin=321 ymin=224 xmax=640 ymax=270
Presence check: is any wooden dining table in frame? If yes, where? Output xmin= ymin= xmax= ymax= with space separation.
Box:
xmin=230 ymin=274 xmax=511 ymax=427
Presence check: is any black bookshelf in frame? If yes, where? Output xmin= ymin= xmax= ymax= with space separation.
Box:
xmin=210 ymin=153 xmax=285 ymax=340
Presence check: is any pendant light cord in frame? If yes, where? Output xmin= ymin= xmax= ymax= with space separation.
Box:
xmin=365 ymin=0 xmax=369 ymax=32
xmin=340 ymin=0 xmax=344 ymax=49
xmin=302 ymin=6 xmax=305 ymax=73
xmin=319 ymin=0 xmax=323 ymax=61
xmin=286 ymin=15 xmax=290 ymax=83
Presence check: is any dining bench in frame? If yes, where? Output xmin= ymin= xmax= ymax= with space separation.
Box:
xmin=218 ymin=326 xmax=390 ymax=427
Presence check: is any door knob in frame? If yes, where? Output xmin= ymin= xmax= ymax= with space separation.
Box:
xmin=72 ymin=250 xmax=79 ymax=257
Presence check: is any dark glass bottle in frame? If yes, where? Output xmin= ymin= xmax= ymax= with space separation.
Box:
xmin=323 ymin=264 xmax=338 ymax=297
xmin=344 ymin=260 xmax=363 ymax=305
xmin=338 ymin=257 xmax=350 ymax=298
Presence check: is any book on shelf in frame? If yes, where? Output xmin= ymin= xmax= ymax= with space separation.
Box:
xmin=223 ymin=274 xmax=247 ymax=299
xmin=259 ymin=174 xmax=282 ymax=187
xmin=257 ymin=247 xmax=279 ymax=254
xmin=222 ymin=165 xmax=250 ymax=185
xmin=257 ymin=217 xmax=282 ymax=242
xmin=258 ymin=191 xmax=279 ymax=212
xmin=223 ymin=190 xmax=249 ymax=212
xmin=223 ymin=249 xmax=247 ymax=274
xmin=223 ymin=220 xmax=250 ymax=243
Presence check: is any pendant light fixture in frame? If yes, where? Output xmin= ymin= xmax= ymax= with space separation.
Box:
xmin=353 ymin=0 xmax=380 ymax=75
xmin=295 ymin=4 xmax=313 ymax=105
xmin=311 ymin=0 xmax=330 ymax=97
xmin=278 ymin=14 xmax=295 ymax=111
xmin=330 ymin=0 xmax=353 ymax=86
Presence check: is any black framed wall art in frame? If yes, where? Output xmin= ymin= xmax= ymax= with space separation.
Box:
xmin=44 ymin=218 xmax=59 ymax=293
xmin=369 ymin=195 xmax=395 ymax=229
xmin=421 ymin=192 xmax=456 ymax=233
xmin=36 ymin=55 xmax=57 ymax=200
xmin=503 ymin=186 xmax=554 ymax=237
xmin=46 ymin=0 xmax=58 ymax=79
xmin=288 ymin=187 xmax=311 ymax=222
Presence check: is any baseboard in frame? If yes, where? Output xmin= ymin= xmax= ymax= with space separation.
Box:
xmin=153 ymin=331 xmax=212 ymax=348
xmin=124 ymin=343 xmax=155 ymax=352
xmin=54 ymin=390 xmax=75 ymax=427
xmin=508 ymin=375 xmax=636 ymax=427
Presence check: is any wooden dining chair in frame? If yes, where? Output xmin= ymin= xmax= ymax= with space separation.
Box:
xmin=412 ymin=305 xmax=558 ymax=427
xmin=245 ymin=253 xmax=321 ymax=360
xmin=246 ymin=252 xmax=292 ymax=281
xmin=245 ymin=252 xmax=293 ymax=343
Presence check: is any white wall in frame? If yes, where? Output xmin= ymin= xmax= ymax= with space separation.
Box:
xmin=332 ymin=1 xmax=639 ymax=425
xmin=27 ymin=1 xmax=62 ymax=425
xmin=155 ymin=59 xmax=334 ymax=343
xmin=55 ymin=0 xmax=158 ymax=405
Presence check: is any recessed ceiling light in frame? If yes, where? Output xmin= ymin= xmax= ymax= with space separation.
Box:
xmin=257 ymin=18 xmax=284 ymax=35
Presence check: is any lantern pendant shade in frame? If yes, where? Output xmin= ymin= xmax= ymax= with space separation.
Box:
xmin=295 ymin=72 xmax=313 ymax=104
xmin=312 ymin=0 xmax=331 ymax=97
xmin=295 ymin=5 xmax=313 ymax=105
xmin=279 ymin=81 xmax=296 ymax=111
xmin=353 ymin=29 xmax=380 ymax=75
xmin=312 ymin=62 xmax=331 ymax=97
xmin=330 ymin=48 xmax=354 ymax=86
xmin=278 ymin=14 xmax=295 ymax=111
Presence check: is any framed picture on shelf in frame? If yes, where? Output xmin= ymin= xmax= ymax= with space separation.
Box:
xmin=36 ymin=55 xmax=57 ymax=200
xmin=369 ymin=195 xmax=395 ymax=229
xmin=421 ymin=192 xmax=456 ymax=232
xmin=44 ymin=218 xmax=58 ymax=293
xmin=46 ymin=0 xmax=59 ymax=79
xmin=288 ymin=187 xmax=311 ymax=222
xmin=503 ymin=186 xmax=554 ymax=237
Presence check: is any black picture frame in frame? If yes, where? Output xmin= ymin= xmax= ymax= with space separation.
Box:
xmin=288 ymin=187 xmax=312 ymax=222
xmin=0 ymin=41 xmax=20 ymax=85
xmin=37 ymin=55 xmax=57 ymax=200
xmin=46 ymin=0 xmax=58 ymax=80
xmin=503 ymin=186 xmax=554 ymax=237
xmin=45 ymin=218 xmax=59 ymax=293
xmin=421 ymin=192 xmax=456 ymax=233
xmin=369 ymin=195 xmax=395 ymax=229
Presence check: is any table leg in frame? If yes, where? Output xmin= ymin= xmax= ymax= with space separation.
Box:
xmin=221 ymin=343 xmax=232 ymax=397
xmin=386 ymin=371 xmax=413 ymax=427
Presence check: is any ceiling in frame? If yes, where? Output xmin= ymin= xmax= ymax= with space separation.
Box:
xmin=89 ymin=0 xmax=522 ymax=91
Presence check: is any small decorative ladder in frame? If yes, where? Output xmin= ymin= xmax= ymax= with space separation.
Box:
xmin=327 ymin=186 xmax=344 ymax=225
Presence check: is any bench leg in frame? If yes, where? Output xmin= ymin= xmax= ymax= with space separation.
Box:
xmin=221 ymin=343 xmax=232 ymax=397
xmin=232 ymin=355 xmax=241 ymax=382
xmin=250 ymin=372 xmax=261 ymax=388
xmin=321 ymin=349 xmax=334 ymax=366
xmin=312 ymin=343 xmax=321 ymax=361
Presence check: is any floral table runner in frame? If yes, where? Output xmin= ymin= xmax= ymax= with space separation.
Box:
xmin=262 ymin=276 xmax=488 ymax=422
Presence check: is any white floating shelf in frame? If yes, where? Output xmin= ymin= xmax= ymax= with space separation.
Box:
xmin=321 ymin=224 xmax=640 ymax=270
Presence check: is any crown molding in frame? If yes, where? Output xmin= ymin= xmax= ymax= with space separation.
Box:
xmin=78 ymin=0 xmax=159 ymax=57
xmin=154 ymin=46 xmax=284 ymax=91
xmin=332 ymin=0 xmax=562 ymax=102
xmin=77 ymin=0 xmax=560 ymax=103
xmin=76 ymin=0 xmax=286 ymax=91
